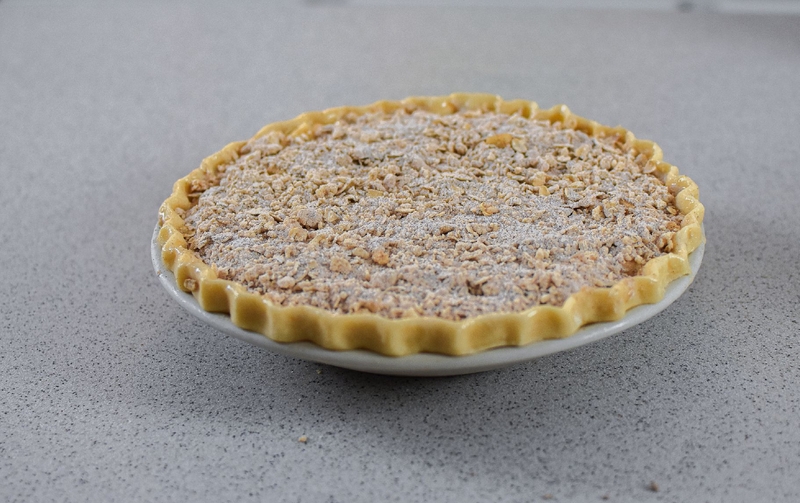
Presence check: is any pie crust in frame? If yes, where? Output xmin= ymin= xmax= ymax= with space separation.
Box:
xmin=157 ymin=93 xmax=704 ymax=356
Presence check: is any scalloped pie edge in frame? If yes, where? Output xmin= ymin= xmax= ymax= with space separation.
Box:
xmin=157 ymin=93 xmax=705 ymax=356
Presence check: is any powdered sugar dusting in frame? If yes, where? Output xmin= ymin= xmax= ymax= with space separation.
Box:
xmin=184 ymin=109 xmax=681 ymax=320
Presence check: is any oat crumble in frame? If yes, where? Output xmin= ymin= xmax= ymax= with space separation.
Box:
xmin=184 ymin=109 xmax=681 ymax=320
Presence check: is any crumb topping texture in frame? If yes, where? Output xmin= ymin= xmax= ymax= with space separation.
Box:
xmin=184 ymin=109 xmax=682 ymax=320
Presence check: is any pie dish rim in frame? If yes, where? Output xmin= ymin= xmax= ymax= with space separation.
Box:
xmin=151 ymin=224 xmax=704 ymax=375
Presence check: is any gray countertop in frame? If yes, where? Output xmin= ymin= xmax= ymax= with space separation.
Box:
xmin=1 ymin=2 xmax=799 ymax=502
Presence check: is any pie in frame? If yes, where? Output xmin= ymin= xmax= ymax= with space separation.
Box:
xmin=157 ymin=93 xmax=704 ymax=356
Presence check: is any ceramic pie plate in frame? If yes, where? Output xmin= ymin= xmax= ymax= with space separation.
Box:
xmin=151 ymin=225 xmax=704 ymax=376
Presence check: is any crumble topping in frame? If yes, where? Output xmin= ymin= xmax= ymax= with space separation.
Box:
xmin=183 ymin=109 xmax=682 ymax=320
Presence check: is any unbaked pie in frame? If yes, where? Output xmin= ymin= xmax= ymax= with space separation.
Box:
xmin=157 ymin=93 xmax=704 ymax=356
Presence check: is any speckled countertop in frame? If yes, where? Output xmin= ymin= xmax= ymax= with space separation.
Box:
xmin=1 ymin=2 xmax=798 ymax=502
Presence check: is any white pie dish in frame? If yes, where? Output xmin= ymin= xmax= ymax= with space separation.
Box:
xmin=152 ymin=225 xmax=704 ymax=376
